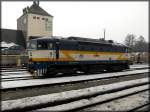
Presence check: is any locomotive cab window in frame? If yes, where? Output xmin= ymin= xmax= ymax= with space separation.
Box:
xmin=37 ymin=41 xmax=47 ymax=50
xmin=48 ymin=43 xmax=53 ymax=49
xmin=27 ymin=41 xmax=37 ymax=49
xmin=37 ymin=40 xmax=54 ymax=50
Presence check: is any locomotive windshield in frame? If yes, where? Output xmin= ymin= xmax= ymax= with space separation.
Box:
xmin=37 ymin=40 xmax=53 ymax=50
xmin=27 ymin=40 xmax=37 ymax=49
xmin=27 ymin=39 xmax=54 ymax=50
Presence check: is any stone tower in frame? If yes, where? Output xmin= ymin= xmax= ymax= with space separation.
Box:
xmin=17 ymin=0 xmax=53 ymax=41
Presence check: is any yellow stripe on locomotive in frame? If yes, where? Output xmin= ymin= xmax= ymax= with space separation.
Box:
xmin=30 ymin=50 xmax=129 ymax=62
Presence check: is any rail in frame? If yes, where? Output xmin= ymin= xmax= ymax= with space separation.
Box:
xmin=2 ymin=78 xmax=149 ymax=112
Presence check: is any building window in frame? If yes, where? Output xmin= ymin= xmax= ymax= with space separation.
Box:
xmin=42 ymin=18 xmax=45 ymax=20
xmin=33 ymin=16 xmax=36 ymax=19
xmin=37 ymin=17 xmax=40 ymax=19
xmin=23 ymin=18 xmax=26 ymax=24
xmin=45 ymin=20 xmax=52 ymax=31
xmin=45 ymin=18 xmax=48 ymax=21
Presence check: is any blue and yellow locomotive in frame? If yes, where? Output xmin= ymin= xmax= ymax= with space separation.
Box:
xmin=27 ymin=36 xmax=130 ymax=77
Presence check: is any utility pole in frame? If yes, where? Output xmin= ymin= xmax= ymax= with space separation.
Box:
xmin=103 ymin=29 xmax=106 ymax=40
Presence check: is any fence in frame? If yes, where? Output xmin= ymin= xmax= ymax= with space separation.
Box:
xmin=1 ymin=55 xmax=29 ymax=67
xmin=130 ymin=52 xmax=149 ymax=64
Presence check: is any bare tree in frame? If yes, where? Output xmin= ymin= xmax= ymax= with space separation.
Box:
xmin=133 ymin=36 xmax=148 ymax=52
xmin=124 ymin=34 xmax=136 ymax=51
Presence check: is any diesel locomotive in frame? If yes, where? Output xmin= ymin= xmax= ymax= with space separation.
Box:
xmin=27 ymin=36 xmax=130 ymax=78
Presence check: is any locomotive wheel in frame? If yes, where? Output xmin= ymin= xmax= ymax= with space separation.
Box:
xmin=45 ymin=69 xmax=57 ymax=77
xmin=32 ymin=70 xmax=39 ymax=79
xmin=32 ymin=69 xmax=46 ymax=78
xmin=44 ymin=72 xmax=56 ymax=77
xmin=84 ymin=65 xmax=104 ymax=74
xmin=64 ymin=68 xmax=77 ymax=75
xmin=62 ymin=70 xmax=77 ymax=76
xmin=109 ymin=65 xmax=124 ymax=72
xmin=28 ymin=69 xmax=38 ymax=79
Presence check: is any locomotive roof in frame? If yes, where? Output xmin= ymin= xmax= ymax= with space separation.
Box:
xmin=30 ymin=36 xmax=127 ymax=47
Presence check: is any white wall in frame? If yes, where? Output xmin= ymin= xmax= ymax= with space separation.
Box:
xmin=17 ymin=14 xmax=27 ymax=37
xmin=27 ymin=13 xmax=53 ymax=40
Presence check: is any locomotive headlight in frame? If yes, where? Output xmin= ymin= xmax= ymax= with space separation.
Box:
xmin=28 ymin=51 xmax=32 ymax=57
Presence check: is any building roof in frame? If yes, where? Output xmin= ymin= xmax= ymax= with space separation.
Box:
xmin=1 ymin=28 xmax=26 ymax=48
xmin=19 ymin=2 xmax=53 ymax=18
xmin=27 ymin=3 xmax=53 ymax=17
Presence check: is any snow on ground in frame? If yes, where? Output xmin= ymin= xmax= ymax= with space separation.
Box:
xmin=1 ymin=69 xmax=27 ymax=72
xmin=2 ymin=69 xmax=148 ymax=89
xmin=130 ymin=64 xmax=149 ymax=69
xmin=35 ymin=85 xmax=148 ymax=112
xmin=2 ymin=78 xmax=148 ymax=111
xmin=2 ymin=74 xmax=32 ymax=79
xmin=3 ymin=78 xmax=32 ymax=82
xmin=0 ymin=41 xmax=17 ymax=48
xmin=135 ymin=104 xmax=150 ymax=111
xmin=1 ymin=71 xmax=29 ymax=75
xmin=82 ymin=91 xmax=149 ymax=111
xmin=1 ymin=71 xmax=31 ymax=80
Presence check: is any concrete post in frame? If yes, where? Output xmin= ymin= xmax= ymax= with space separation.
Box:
xmin=16 ymin=56 xmax=21 ymax=67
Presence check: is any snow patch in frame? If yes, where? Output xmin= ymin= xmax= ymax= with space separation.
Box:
xmin=83 ymin=91 xmax=149 ymax=111
xmin=2 ymin=69 xmax=148 ymax=89
xmin=35 ymin=85 xmax=148 ymax=111
xmin=1 ymin=41 xmax=17 ymax=48
xmin=2 ymin=78 xmax=148 ymax=111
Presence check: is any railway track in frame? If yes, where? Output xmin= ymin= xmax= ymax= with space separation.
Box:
xmin=1 ymin=68 xmax=148 ymax=100
xmin=1 ymin=64 xmax=149 ymax=82
xmin=78 ymin=88 xmax=149 ymax=112
xmin=1 ymin=65 xmax=149 ymax=111
xmin=2 ymin=78 xmax=149 ymax=112
xmin=33 ymin=85 xmax=149 ymax=112
xmin=1 ymin=72 xmax=32 ymax=82
xmin=1 ymin=71 xmax=32 ymax=82
xmin=1 ymin=67 xmax=30 ymax=82
xmin=0 ymin=67 xmax=27 ymax=72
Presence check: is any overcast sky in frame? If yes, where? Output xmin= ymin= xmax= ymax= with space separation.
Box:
xmin=2 ymin=1 xmax=148 ymax=43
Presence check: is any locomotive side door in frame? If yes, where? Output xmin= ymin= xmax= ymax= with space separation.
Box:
xmin=55 ymin=42 xmax=59 ymax=60
xmin=48 ymin=42 xmax=55 ymax=61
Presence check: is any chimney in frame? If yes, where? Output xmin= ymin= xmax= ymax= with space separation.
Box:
xmin=23 ymin=8 xmax=26 ymax=14
xmin=33 ymin=0 xmax=39 ymax=6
